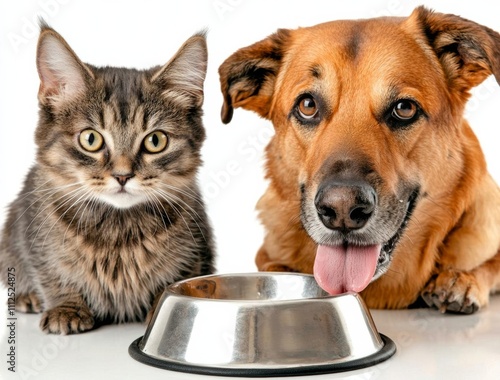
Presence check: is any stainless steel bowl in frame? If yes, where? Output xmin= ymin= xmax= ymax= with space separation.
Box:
xmin=129 ymin=273 xmax=395 ymax=377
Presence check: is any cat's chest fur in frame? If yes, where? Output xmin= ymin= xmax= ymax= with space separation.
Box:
xmin=27 ymin=176 xmax=202 ymax=322
xmin=74 ymin=229 xmax=182 ymax=322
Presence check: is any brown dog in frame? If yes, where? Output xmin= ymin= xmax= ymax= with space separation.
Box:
xmin=219 ymin=6 xmax=500 ymax=313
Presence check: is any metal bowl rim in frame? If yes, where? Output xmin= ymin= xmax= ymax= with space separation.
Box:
xmin=164 ymin=272 xmax=354 ymax=304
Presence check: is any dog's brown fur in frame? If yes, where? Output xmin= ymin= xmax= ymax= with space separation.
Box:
xmin=219 ymin=7 xmax=500 ymax=313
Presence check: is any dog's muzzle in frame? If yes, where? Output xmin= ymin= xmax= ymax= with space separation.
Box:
xmin=309 ymin=176 xmax=419 ymax=296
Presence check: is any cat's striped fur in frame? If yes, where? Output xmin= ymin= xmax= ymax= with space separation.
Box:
xmin=0 ymin=24 xmax=215 ymax=334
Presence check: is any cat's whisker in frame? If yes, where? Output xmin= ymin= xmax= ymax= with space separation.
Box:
xmin=15 ymin=180 xmax=84 ymax=214
xmin=155 ymin=188 xmax=208 ymax=244
xmin=14 ymin=178 xmax=53 ymax=201
xmin=156 ymin=188 xmax=205 ymax=223
xmin=152 ymin=189 xmax=201 ymax=244
xmin=159 ymin=182 xmax=204 ymax=206
xmin=144 ymin=191 xmax=171 ymax=235
xmin=77 ymin=194 xmax=98 ymax=238
xmin=83 ymin=190 xmax=109 ymax=236
xmin=90 ymin=193 xmax=104 ymax=231
xmin=151 ymin=190 xmax=194 ymax=239
xmin=29 ymin=187 xmax=89 ymax=248
xmin=40 ymin=188 xmax=95 ymax=251
xmin=21 ymin=182 xmax=84 ymax=207
xmin=25 ymin=185 xmax=88 ymax=239
xmin=62 ymin=196 xmax=93 ymax=247
xmin=22 ymin=181 xmax=83 ymax=197
xmin=12 ymin=181 xmax=84 ymax=230
xmin=62 ymin=190 xmax=103 ymax=247
xmin=142 ymin=193 xmax=160 ymax=235
xmin=25 ymin=188 xmax=87 ymax=246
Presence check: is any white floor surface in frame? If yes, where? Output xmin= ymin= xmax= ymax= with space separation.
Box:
xmin=1 ymin=295 xmax=499 ymax=380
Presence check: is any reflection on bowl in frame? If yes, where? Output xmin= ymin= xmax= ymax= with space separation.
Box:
xmin=129 ymin=273 xmax=396 ymax=377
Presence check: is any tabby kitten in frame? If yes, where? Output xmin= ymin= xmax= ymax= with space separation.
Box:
xmin=0 ymin=24 xmax=215 ymax=334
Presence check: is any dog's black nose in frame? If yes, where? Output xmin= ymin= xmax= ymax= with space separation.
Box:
xmin=314 ymin=180 xmax=376 ymax=232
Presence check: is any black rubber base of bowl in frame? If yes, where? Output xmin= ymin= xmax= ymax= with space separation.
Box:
xmin=129 ymin=334 xmax=396 ymax=377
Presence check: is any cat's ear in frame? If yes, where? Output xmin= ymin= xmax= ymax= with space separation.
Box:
xmin=151 ymin=32 xmax=208 ymax=107
xmin=36 ymin=21 xmax=93 ymax=106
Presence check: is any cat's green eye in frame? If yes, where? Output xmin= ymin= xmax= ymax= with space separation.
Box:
xmin=143 ymin=131 xmax=168 ymax=153
xmin=79 ymin=129 xmax=104 ymax=152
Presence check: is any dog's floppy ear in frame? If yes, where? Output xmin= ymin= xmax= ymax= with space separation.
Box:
xmin=218 ymin=29 xmax=291 ymax=124
xmin=410 ymin=6 xmax=500 ymax=97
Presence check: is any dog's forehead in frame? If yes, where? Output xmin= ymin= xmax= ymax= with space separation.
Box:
xmin=302 ymin=18 xmax=398 ymax=56
xmin=275 ymin=16 xmax=445 ymax=110
xmin=288 ymin=17 xmax=435 ymax=73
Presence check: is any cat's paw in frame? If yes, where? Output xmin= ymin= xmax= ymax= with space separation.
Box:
xmin=40 ymin=305 xmax=94 ymax=334
xmin=421 ymin=269 xmax=488 ymax=314
xmin=16 ymin=292 xmax=42 ymax=313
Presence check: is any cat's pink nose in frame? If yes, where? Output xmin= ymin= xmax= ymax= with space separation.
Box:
xmin=113 ymin=174 xmax=134 ymax=186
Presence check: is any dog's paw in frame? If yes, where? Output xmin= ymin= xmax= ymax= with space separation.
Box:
xmin=40 ymin=305 xmax=94 ymax=334
xmin=16 ymin=292 xmax=43 ymax=313
xmin=421 ymin=269 xmax=488 ymax=314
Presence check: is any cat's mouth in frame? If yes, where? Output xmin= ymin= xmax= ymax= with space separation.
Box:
xmin=99 ymin=185 xmax=148 ymax=209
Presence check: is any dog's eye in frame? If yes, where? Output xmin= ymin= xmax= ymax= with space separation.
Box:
xmin=392 ymin=100 xmax=417 ymax=120
xmin=298 ymin=96 xmax=318 ymax=119
xmin=289 ymin=92 xmax=328 ymax=129
xmin=385 ymin=99 xmax=422 ymax=129
xmin=293 ymin=94 xmax=322 ymax=126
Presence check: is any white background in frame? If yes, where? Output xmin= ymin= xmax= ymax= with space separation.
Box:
xmin=0 ymin=1 xmax=500 ymax=379
xmin=1 ymin=0 xmax=500 ymax=275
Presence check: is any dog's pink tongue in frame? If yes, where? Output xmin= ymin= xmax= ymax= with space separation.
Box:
xmin=314 ymin=244 xmax=381 ymax=295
